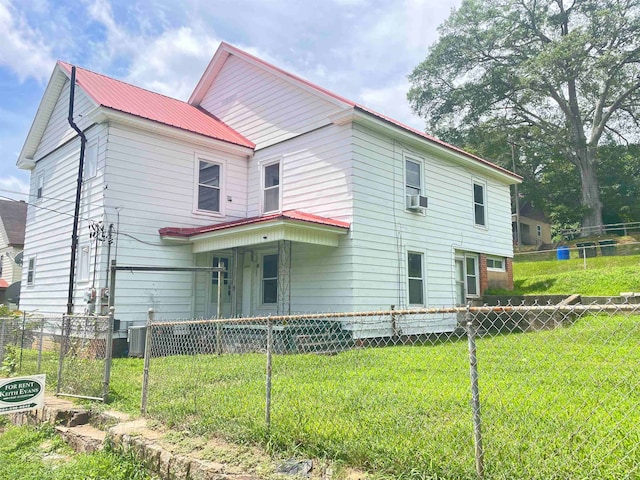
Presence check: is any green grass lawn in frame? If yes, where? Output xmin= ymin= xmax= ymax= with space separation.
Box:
xmin=494 ymin=253 xmax=640 ymax=296
xmin=103 ymin=312 xmax=639 ymax=479
xmin=0 ymin=419 xmax=152 ymax=480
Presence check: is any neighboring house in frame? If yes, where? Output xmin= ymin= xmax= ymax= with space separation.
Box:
xmin=0 ymin=199 xmax=27 ymax=306
xmin=512 ymin=202 xmax=552 ymax=247
xmin=17 ymin=43 xmax=520 ymax=338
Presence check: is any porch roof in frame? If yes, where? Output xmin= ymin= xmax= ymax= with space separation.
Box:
xmin=159 ymin=210 xmax=350 ymax=252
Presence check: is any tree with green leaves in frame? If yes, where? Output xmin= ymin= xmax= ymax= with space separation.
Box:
xmin=408 ymin=0 xmax=640 ymax=233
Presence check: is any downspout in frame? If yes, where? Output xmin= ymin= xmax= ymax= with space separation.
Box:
xmin=66 ymin=66 xmax=87 ymax=315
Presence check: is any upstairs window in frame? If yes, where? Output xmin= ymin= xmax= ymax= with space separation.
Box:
xmin=263 ymin=162 xmax=280 ymax=213
xmin=85 ymin=141 xmax=98 ymax=179
xmin=405 ymin=159 xmax=422 ymax=196
xmin=473 ymin=181 xmax=486 ymax=227
xmin=36 ymin=174 xmax=44 ymax=201
xmin=407 ymin=252 xmax=424 ymax=305
xmin=197 ymin=160 xmax=221 ymax=213
xmin=27 ymin=257 xmax=36 ymax=286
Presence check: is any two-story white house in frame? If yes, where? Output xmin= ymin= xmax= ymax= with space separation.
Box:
xmin=17 ymin=43 xmax=520 ymax=337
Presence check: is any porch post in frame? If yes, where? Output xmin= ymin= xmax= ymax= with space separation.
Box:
xmin=277 ymin=240 xmax=291 ymax=315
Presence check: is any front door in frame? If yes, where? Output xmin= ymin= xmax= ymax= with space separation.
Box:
xmin=208 ymin=255 xmax=233 ymax=318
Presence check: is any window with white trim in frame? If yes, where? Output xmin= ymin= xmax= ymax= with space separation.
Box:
xmin=196 ymin=160 xmax=221 ymax=213
xmin=27 ymin=257 xmax=36 ymax=286
xmin=78 ymin=244 xmax=90 ymax=282
xmin=455 ymin=253 xmax=479 ymax=304
xmin=263 ymin=161 xmax=280 ymax=213
xmin=262 ymin=254 xmax=278 ymax=305
xmin=407 ymin=252 xmax=424 ymax=305
xmin=36 ymin=173 xmax=44 ymax=201
xmin=405 ymin=158 xmax=422 ymax=197
xmin=486 ymin=256 xmax=505 ymax=271
xmin=473 ymin=181 xmax=486 ymax=227
xmin=85 ymin=141 xmax=98 ymax=179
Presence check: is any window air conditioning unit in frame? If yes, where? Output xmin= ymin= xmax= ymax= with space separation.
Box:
xmin=407 ymin=194 xmax=428 ymax=211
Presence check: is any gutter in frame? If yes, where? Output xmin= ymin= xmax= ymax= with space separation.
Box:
xmin=66 ymin=66 xmax=87 ymax=315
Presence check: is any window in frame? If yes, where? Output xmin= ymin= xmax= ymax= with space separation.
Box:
xmin=486 ymin=256 xmax=505 ymax=271
xmin=197 ymin=160 xmax=221 ymax=213
xmin=27 ymin=257 xmax=35 ymax=286
xmin=77 ymin=245 xmax=90 ymax=282
xmin=85 ymin=141 xmax=98 ymax=179
xmin=0 ymin=255 xmax=3 ymax=278
xmin=262 ymin=254 xmax=278 ymax=305
xmin=407 ymin=252 xmax=424 ymax=305
xmin=36 ymin=174 xmax=44 ymax=201
xmin=537 ymin=225 xmax=542 ymax=237
xmin=405 ymin=157 xmax=422 ymax=209
xmin=455 ymin=253 xmax=479 ymax=304
xmin=473 ymin=181 xmax=486 ymax=227
xmin=263 ymin=162 xmax=280 ymax=213
xmin=466 ymin=256 xmax=479 ymax=296
xmin=211 ymin=257 xmax=229 ymax=286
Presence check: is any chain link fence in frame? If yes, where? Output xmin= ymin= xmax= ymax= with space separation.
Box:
xmin=140 ymin=303 xmax=640 ymax=479
xmin=0 ymin=312 xmax=114 ymax=402
xmin=56 ymin=313 xmax=114 ymax=401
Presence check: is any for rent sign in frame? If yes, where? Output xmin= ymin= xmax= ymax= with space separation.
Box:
xmin=0 ymin=375 xmax=46 ymax=414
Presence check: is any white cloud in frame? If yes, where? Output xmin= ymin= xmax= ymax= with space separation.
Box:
xmin=0 ymin=0 xmax=55 ymax=83
xmin=0 ymin=175 xmax=30 ymax=200
xmin=359 ymin=80 xmax=425 ymax=130
xmin=125 ymin=27 xmax=220 ymax=100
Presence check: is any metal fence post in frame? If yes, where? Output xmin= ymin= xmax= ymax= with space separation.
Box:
xmin=18 ymin=311 xmax=26 ymax=374
xmin=0 ymin=317 xmax=6 ymax=366
xmin=37 ymin=317 xmax=44 ymax=373
xmin=141 ymin=308 xmax=154 ymax=415
xmin=216 ymin=262 xmax=223 ymax=356
xmin=56 ymin=316 xmax=69 ymax=395
xmin=466 ymin=308 xmax=485 ymax=480
xmin=102 ymin=307 xmax=115 ymax=402
xmin=265 ymin=317 xmax=273 ymax=430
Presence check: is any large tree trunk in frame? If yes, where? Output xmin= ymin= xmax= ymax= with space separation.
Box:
xmin=575 ymin=151 xmax=603 ymax=236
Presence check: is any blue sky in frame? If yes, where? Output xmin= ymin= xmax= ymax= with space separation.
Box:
xmin=0 ymin=0 xmax=461 ymax=198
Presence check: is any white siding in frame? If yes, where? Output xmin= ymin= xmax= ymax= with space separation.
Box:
xmin=350 ymin=123 xmax=514 ymax=311
xmin=34 ymin=79 xmax=95 ymax=161
xmin=249 ymin=124 xmax=353 ymax=221
xmin=20 ymin=123 xmax=108 ymax=315
xmin=103 ymin=124 xmax=250 ymax=324
xmin=199 ymin=55 xmax=344 ymax=148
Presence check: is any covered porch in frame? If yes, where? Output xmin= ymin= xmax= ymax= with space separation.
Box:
xmin=159 ymin=211 xmax=351 ymax=319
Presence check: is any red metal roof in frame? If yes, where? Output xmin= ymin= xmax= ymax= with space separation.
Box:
xmin=0 ymin=279 xmax=8 ymax=289
xmin=159 ymin=210 xmax=350 ymax=238
xmin=215 ymin=43 xmax=520 ymax=181
xmin=57 ymin=61 xmax=254 ymax=149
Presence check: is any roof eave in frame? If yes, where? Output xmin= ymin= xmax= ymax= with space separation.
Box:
xmin=17 ymin=64 xmax=69 ymax=170
xmin=352 ymin=107 xmax=522 ymax=185
xmin=100 ymin=108 xmax=255 ymax=156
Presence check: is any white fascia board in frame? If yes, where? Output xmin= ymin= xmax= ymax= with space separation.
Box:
xmin=189 ymin=218 xmax=349 ymax=242
xmin=352 ymin=110 xmax=521 ymax=185
xmin=190 ymin=43 xmax=352 ymax=110
xmin=101 ymin=108 xmax=254 ymax=157
xmin=189 ymin=48 xmax=231 ymax=105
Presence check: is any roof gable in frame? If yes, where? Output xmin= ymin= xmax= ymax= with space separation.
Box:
xmin=0 ymin=200 xmax=27 ymax=246
xmin=56 ymin=62 xmax=254 ymax=149
xmin=17 ymin=62 xmax=253 ymax=168
xmin=190 ymin=43 xmax=520 ymax=183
